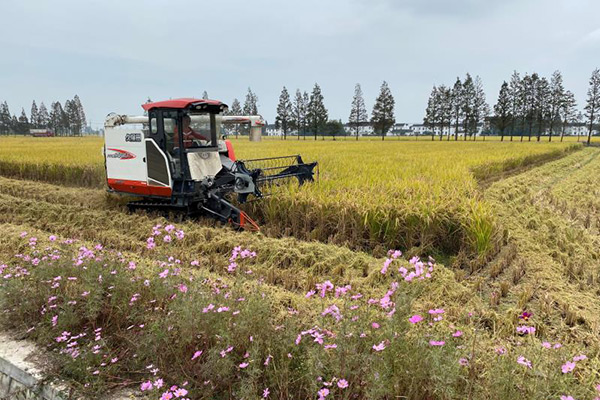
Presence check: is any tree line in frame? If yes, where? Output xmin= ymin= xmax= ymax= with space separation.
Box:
xmin=0 ymin=96 xmax=87 ymax=136
xmin=273 ymin=81 xmax=396 ymax=140
xmin=424 ymin=74 xmax=489 ymax=141
xmin=425 ymin=69 xmax=600 ymax=145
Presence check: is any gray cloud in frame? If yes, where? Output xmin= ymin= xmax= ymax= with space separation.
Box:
xmin=0 ymin=0 xmax=599 ymax=128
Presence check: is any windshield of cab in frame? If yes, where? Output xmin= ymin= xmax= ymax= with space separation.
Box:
xmin=183 ymin=112 xmax=220 ymax=151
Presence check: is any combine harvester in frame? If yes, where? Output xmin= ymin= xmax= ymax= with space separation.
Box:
xmin=104 ymin=98 xmax=317 ymax=230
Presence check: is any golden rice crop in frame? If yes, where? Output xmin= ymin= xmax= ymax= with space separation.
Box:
xmin=0 ymin=136 xmax=581 ymax=258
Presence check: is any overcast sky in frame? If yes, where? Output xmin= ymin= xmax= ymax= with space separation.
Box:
xmin=1 ymin=0 xmax=600 ymax=128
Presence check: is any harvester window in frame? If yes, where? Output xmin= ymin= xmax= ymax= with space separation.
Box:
xmin=163 ymin=117 xmax=178 ymax=155
xmin=150 ymin=117 xmax=158 ymax=135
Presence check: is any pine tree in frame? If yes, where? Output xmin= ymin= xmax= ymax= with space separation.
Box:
xmin=371 ymin=81 xmax=395 ymax=140
xmin=275 ymin=86 xmax=292 ymax=139
xmin=424 ymin=86 xmax=439 ymax=140
xmin=242 ymin=88 xmax=259 ymax=136
xmin=461 ymin=74 xmax=476 ymax=140
xmin=521 ymin=73 xmax=535 ymax=141
xmin=548 ymin=71 xmax=565 ymax=141
xmin=73 ymin=95 xmax=86 ymax=132
xmin=348 ymin=83 xmax=368 ymax=140
xmin=307 ymin=83 xmax=328 ymax=140
xmin=38 ymin=102 xmax=50 ymax=129
xmin=49 ymin=101 xmax=64 ymax=135
xmin=243 ymin=88 xmax=259 ymax=115
xmin=30 ymin=100 xmax=39 ymax=129
xmin=438 ymin=85 xmax=452 ymax=140
xmin=10 ymin=115 xmax=18 ymax=134
xmin=229 ymin=98 xmax=243 ymax=138
xmin=65 ymin=99 xmax=81 ymax=135
xmin=230 ymin=98 xmax=242 ymax=115
xmin=302 ymin=91 xmax=309 ymax=139
xmin=202 ymin=91 xmax=209 ymax=100
xmin=508 ymin=71 xmax=522 ymax=141
xmin=493 ymin=82 xmax=511 ymax=141
xmin=560 ymin=91 xmax=577 ymax=142
xmin=535 ymin=77 xmax=550 ymax=141
xmin=18 ymin=108 xmax=29 ymax=135
xmin=291 ymin=90 xmax=303 ymax=140
xmin=0 ymin=101 xmax=11 ymax=134
xmin=575 ymin=111 xmax=584 ymax=142
xmin=451 ymin=78 xmax=463 ymax=140
xmin=584 ymin=68 xmax=600 ymax=145
xmin=472 ymin=76 xmax=489 ymax=141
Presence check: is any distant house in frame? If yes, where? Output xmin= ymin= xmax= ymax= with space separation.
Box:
xmin=343 ymin=122 xmax=374 ymax=136
xmin=564 ymin=123 xmax=596 ymax=136
xmin=30 ymin=128 xmax=55 ymax=137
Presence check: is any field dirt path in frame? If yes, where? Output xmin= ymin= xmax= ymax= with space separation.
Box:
xmin=482 ymin=147 xmax=600 ymax=343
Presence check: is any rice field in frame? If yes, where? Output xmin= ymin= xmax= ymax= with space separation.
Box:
xmin=0 ymin=136 xmax=599 ymax=399
xmin=0 ymin=136 xmax=581 ymax=260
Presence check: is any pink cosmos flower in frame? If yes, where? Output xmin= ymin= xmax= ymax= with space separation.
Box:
xmin=459 ymin=358 xmax=469 ymax=366
xmin=178 ymin=284 xmax=188 ymax=293
xmin=191 ymin=350 xmax=203 ymax=360
xmin=140 ymin=381 xmax=153 ymax=391
xmin=49 ymin=235 xmax=56 ymax=241
xmin=263 ymin=387 xmax=270 ymax=398
xmin=239 ymin=362 xmax=249 ymax=368
xmin=429 ymin=340 xmax=445 ymax=346
xmin=159 ymin=269 xmax=169 ymax=278
xmin=372 ymin=341 xmax=386 ymax=352
xmin=452 ymin=330 xmax=463 ymax=337
xmin=175 ymin=230 xmax=185 ymax=240
xmin=154 ymin=378 xmax=164 ymax=388
xmin=371 ymin=322 xmax=380 ymax=329
xmin=560 ymin=396 xmax=575 ymax=400
xmin=318 ymin=388 xmax=329 ymax=399
xmin=562 ymin=361 xmax=576 ymax=374
xmin=516 ymin=326 xmax=536 ymax=335
xmin=174 ymin=388 xmax=188 ymax=397
xmin=316 ymin=281 xmax=334 ymax=298
xmin=381 ymin=258 xmax=393 ymax=274
xmin=227 ymin=262 xmax=237 ymax=273
xmin=409 ymin=314 xmax=423 ymax=324
xmin=146 ymin=237 xmax=156 ymax=250
xmin=517 ymin=356 xmax=532 ymax=369
xmin=541 ymin=342 xmax=552 ymax=349
xmin=51 ymin=315 xmax=58 ymax=326
xmin=428 ymin=308 xmax=445 ymax=315
xmin=337 ymin=379 xmax=348 ymax=389
xmin=573 ymin=354 xmax=587 ymax=362
xmin=191 ymin=260 xmax=199 ymax=266
xmin=160 ymin=392 xmax=173 ymax=400
xmin=163 ymin=235 xmax=172 ymax=243
xmin=165 ymin=224 xmax=175 ymax=232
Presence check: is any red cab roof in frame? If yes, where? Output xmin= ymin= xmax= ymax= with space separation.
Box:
xmin=141 ymin=98 xmax=226 ymax=111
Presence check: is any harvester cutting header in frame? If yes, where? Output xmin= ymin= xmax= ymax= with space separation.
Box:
xmin=104 ymin=98 xmax=317 ymax=230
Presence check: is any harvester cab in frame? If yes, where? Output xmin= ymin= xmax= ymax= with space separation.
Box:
xmin=104 ymin=98 xmax=317 ymax=230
